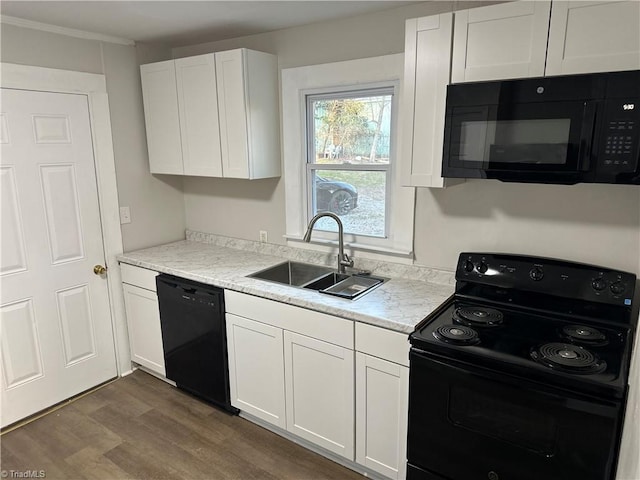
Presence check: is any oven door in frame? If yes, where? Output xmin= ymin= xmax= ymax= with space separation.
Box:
xmin=442 ymin=100 xmax=597 ymax=184
xmin=407 ymin=350 xmax=623 ymax=480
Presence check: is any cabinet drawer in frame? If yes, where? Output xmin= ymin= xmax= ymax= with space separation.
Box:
xmin=355 ymin=322 xmax=410 ymax=367
xmin=120 ymin=263 xmax=159 ymax=291
xmin=225 ymin=290 xmax=353 ymax=349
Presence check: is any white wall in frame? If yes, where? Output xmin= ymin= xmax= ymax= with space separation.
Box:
xmin=172 ymin=1 xmax=640 ymax=275
xmin=415 ymin=181 xmax=640 ymax=273
xmin=0 ymin=24 xmax=186 ymax=252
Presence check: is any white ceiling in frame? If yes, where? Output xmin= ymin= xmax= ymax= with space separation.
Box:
xmin=0 ymin=1 xmax=421 ymax=46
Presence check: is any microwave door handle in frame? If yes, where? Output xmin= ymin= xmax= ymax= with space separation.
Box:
xmin=578 ymin=101 xmax=598 ymax=171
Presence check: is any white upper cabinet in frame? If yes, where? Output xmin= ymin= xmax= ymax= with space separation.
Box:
xmin=140 ymin=60 xmax=183 ymax=175
xmin=452 ymin=1 xmax=551 ymax=83
xmin=216 ymin=50 xmax=281 ymax=179
xmin=546 ymin=1 xmax=640 ymax=76
xmin=140 ymin=49 xmax=281 ymax=179
xmin=175 ymin=54 xmax=223 ymax=177
xmin=401 ymin=13 xmax=455 ymax=188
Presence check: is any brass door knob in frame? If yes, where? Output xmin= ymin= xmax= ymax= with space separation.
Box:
xmin=93 ymin=264 xmax=107 ymax=275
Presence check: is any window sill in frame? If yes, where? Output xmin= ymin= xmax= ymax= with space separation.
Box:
xmin=284 ymin=235 xmax=413 ymax=263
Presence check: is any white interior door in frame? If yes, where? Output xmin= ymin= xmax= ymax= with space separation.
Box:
xmin=0 ymin=88 xmax=117 ymax=428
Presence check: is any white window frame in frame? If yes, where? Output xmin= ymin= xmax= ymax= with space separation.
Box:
xmin=282 ymin=54 xmax=415 ymax=259
xmin=306 ymin=87 xmax=394 ymax=239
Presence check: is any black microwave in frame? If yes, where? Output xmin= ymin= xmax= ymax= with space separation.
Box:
xmin=442 ymin=70 xmax=640 ymax=185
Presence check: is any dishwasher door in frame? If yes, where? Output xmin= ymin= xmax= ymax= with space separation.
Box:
xmin=156 ymin=274 xmax=236 ymax=412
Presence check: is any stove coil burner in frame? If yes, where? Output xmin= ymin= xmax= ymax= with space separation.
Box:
xmin=561 ymin=325 xmax=608 ymax=347
xmin=531 ymin=343 xmax=606 ymax=374
xmin=453 ymin=306 xmax=504 ymax=327
xmin=433 ymin=325 xmax=480 ymax=346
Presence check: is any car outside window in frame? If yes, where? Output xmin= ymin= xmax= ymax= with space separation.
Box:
xmin=306 ymin=88 xmax=393 ymax=238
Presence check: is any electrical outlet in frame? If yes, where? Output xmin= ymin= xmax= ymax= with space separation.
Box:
xmin=119 ymin=206 xmax=131 ymax=224
xmin=259 ymin=230 xmax=268 ymax=243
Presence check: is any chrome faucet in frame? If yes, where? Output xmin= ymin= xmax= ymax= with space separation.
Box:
xmin=303 ymin=212 xmax=354 ymax=274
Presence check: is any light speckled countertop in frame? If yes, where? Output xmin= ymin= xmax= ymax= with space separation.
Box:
xmin=117 ymin=239 xmax=454 ymax=334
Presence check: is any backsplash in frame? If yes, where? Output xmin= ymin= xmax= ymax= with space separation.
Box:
xmin=186 ymin=229 xmax=456 ymax=286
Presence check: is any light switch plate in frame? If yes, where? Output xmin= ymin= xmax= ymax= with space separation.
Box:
xmin=119 ymin=206 xmax=131 ymax=224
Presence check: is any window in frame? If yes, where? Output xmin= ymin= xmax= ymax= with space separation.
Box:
xmin=282 ymin=54 xmax=414 ymax=258
xmin=306 ymin=88 xmax=393 ymax=238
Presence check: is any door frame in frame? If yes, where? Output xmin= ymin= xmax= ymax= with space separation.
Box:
xmin=1 ymin=62 xmax=131 ymax=376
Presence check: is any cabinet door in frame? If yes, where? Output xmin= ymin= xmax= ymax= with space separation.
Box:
xmin=140 ymin=61 xmax=183 ymax=175
xmin=226 ymin=314 xmax=286 ymax=428
xmin=401 ymin=13 xmax=454 ymax=188
xmin=175 ymin=54 xmax=223 ymax=177
xmin=356 ymin=353 xmax=409 ymax=480
xmin=546 ymin=1 xmax=640 ymax=76
xmin=122 ymin=283 xmax=165 ymax=375
xmin=215 ymin=50 xmax=250 ymax=179
xmin=284 ymin=331 xmax=354 ymax=460
xmin=452 ymin=1 xmax=551 ymax=83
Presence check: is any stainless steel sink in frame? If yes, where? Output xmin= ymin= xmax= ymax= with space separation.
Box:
xmin=303 ymin=272 xmax=350 ymax=291
xmin=248 ymin=261 xmax=386 ymax=300
xmin=248 ymin=261 xmax=334 ymax=287
xmin=318 ymin=274 xmax=384 ymax=299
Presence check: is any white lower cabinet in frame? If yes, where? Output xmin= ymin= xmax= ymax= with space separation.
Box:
xmin=355 ymin=322 xmax=410 ymax=480
xmin=225 ymin=290 xmax=410 ymax=477
xmin=284 ymin=330 xmax=355 ymax=460
xmin=120 ymin=264 xmax=165 ymax=376
xmin=225 ymin=290 xmax=355 ymax=461
xmin=226 ymin=313 xmax=286 ymax=428
xmin=356 ymin=352 xmax=409 ymax=480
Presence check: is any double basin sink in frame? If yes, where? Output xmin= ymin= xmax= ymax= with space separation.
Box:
xmin=248 ymin=261 xmax=385 ymax=300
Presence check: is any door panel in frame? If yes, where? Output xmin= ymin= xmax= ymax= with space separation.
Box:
xmin=40 ymin=164 xmax=85 ymax=264
xmin=56 ymin=285 xmax=96 ymax=366
xmin=216 ymin=50 xmax=249 ymax=178
xmin=0 ymin=299 xmax=44 ymax=388
xmin=225 ymin=313 xmax=285 ymax=428
xmin=139 ymin=61 xmax=183 ymax=174
xmin=175 ymin=54 xmax=223 ymax=177
xmin=284 ymin=330 xmax=354 ymax=460
xmin=32 ymin=114 xmax=71 ymax=143
xmin=122 ymin=283 xmax=165 ymax=376
xmin=546 ymin=1 xmax=640 ymax=75
xmin=452 ymin=2 xmax=551 ymax=82
xmin=355 ymin=352 xmax=409 ymax=480
xmin=0 ymin=89 xmax=117 ymax=428
xmin=0 ymin=166 xmax=28 ymax=275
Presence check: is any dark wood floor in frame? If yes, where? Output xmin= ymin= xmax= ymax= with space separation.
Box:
xmin=1 ymin=370 xmax=365 ymax=480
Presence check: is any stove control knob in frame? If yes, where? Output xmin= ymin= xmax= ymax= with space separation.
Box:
xmin=476 ymin=262 xmax=488 ymax=274
xmin=591 ymin=277 xmax=607 ymax=291
xmin=463 ymin=260 xmax=475 ymax=272
xmin=610 ymin=281 xmax=626 ymax=296
xmin=529 ymin=266 xmax=544 ymax=281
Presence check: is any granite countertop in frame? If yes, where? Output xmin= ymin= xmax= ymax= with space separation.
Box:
xmin=117 ymin=239 xmax=454 ymax=334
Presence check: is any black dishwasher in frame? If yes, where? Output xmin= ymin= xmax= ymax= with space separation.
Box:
xmin=156 ymin=274 xmax=237 ymax=413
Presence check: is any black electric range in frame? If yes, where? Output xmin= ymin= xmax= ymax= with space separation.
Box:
xmin=407 ymin=253 xmax=638 ymax=480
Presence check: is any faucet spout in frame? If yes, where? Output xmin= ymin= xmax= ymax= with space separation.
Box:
xmin=303 ymin=212 xmax=354 ymax=274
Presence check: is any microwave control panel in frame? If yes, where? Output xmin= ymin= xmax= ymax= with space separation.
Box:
xmin=597 ymin=99 xmax=639 ymax=174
